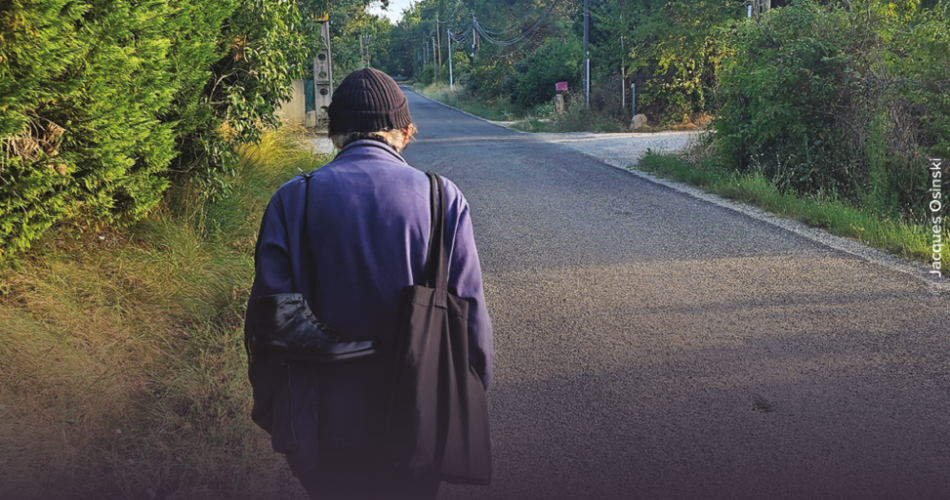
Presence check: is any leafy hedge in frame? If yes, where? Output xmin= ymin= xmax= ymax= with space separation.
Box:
xmin=0 ymin=0 xmax=306 ymax=256
xmin=715 ymin=0 xmax=950 ymax=215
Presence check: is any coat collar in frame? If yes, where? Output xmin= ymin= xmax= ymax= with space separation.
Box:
xmin=336 ymin=139 xmax=408 ymax=165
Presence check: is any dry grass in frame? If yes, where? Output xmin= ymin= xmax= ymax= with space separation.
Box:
xmin=670 ymin=112 xmax=714 ymax=131
xmin=414 ymin=83 xmax=523 ymax=122
xmin=0 ymin=126 xmax=323 ymax=499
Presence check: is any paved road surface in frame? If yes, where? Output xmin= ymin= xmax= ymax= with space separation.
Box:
xmin=399 ymin=89 xmax=950 ymax=500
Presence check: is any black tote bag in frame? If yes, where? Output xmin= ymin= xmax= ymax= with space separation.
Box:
xmin=385 ymin=171 xmax=492 ymax=485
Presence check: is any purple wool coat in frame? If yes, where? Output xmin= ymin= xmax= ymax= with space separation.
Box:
xmin=246 ymin=139 xmax=494 ymax=476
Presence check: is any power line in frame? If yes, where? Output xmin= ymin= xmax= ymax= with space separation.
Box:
xmin=475 ymin=0 xmax=556 ymax=35
xmin=470 ymin=0 xmax=561 ymax=47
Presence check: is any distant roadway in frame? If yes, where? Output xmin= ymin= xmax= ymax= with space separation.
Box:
xmin=400 ymin=87 xmax=950 ymax=500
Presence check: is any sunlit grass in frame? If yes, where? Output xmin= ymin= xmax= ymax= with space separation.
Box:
xmin=637 ymin=151 xmax=947 ymax=265
xmin=413 ymin=82 xmax=523 ymax=122
xmin=414 ymin=83 xmax=624 ymax=133
xmin=0 ymin=126 xmax=321 ymax=499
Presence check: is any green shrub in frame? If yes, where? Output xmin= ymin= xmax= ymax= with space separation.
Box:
xmin=715 ymin=0 xmax=949 ymax=217
xmin=0 ymin=0 xmax=201 ymax=254
xmin=513 ymin=36 xmax=583 ymax=109
xmin=715 ymin=0 xmax=854 ymax=193
xmin=0 ymin=0 xmax=306 ymax=258
xmin=418 ymin=64 xmax=436 ymax=85
xmin=446 ymin=49 xmax=473 ymax=87
xmin=465 ymin=45 xmax=514 ymax=101
xmin=618 ymin=0 xmax=740 ymax=123
xmin=890 ymin=2 xmax=950 ymax=159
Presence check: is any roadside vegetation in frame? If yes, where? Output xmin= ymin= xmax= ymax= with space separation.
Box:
xmin=0 ymin=128 xmax=319 ymax=499
xmin=394 ymin=0 xmax=947 ymax=267
xmin=411 ymin=82 xmax=627 ymax=132
xmin=0 ymin=0 xmax=384 ymax=258
xmin=0 ymin=0 xmax=946 ymax=494
xmin=639 ymin=0 xmax=948 ymax=267
xmin=387 ymin=0 xmax=737 ymax=131
xmin=0 ymin=0 xmax=380 ymax=497
xmin=639 ymin=137 xmax=948 ymax=265
xmin=412 ymin=82 xmax=523 ymax=122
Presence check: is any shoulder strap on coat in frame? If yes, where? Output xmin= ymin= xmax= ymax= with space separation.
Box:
xmin=424 ymin=172 xmax=448 ymax=289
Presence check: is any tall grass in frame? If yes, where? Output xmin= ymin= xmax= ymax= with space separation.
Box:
xmin=637 ymin=145 xmax=947 ymax=264
xmin=511 ymin=101 xmax=623 ymax=133
xmin=0 ymin=126 xmax=323 ymax=499
xmin=412 ymin=83 xmax=523 ymax=122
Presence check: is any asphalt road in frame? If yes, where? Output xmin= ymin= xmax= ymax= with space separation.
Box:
xmin=399 ymin=88 xmax=950 ymax=500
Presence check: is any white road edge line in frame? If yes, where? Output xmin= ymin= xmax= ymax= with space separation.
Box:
xmin=403 ymin=85 xmax=948 ymax=292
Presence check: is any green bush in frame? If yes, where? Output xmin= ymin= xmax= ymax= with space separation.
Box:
xmin=0 ymin=0 xmax=306 ymax=258
xmin=891 ymin=3 xmax=950 ymax=159
xmin=714 ymin=0 xmax=950 ymax=216
xmin=465 ymin=44 xmax=514 ymax=101
xmin=513 ymin=36 xmax=583 ymax=109
xmin=446 ymin=49 xmax=473 ymax=87
xmin=0 ymin=0 xmax=199 ymax=254
xmin=418 ymin=64 xmax=436 ymax=85
xmin=715 ymin=1 xmax=853 ymax=193
xmin=617 ymin=0 xmax=739 ymax=123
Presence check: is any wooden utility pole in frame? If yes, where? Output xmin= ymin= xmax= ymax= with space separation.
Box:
xmin=472 ymin=14 xmax=477 ymax=59
xmin=435 ymin=13 xmax=442 ymax=71
xmin=432 ymin=37 xmax=442 ymax=77
xmin=448 ymin=28 xmax=453 ymax=88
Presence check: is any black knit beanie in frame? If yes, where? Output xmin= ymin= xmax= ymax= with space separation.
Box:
xmin=327 ymin=68 xmax=412 ymax=135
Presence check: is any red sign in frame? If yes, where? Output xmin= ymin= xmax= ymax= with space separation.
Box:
xmin=555 ymin=82 xmax=568 ymax=92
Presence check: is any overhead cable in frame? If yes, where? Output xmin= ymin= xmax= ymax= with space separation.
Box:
xmin=471 ymin=0 xmax=561 ymax=47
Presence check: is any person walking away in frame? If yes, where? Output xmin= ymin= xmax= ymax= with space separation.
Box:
xmin=244 ymin=67 xmax=494 ymax=500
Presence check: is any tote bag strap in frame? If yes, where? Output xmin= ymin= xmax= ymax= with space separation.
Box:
xmin=300 ymin=172 xmax=316 ymax=302
xmin=424 ymin=172 xmax=448 ymax=290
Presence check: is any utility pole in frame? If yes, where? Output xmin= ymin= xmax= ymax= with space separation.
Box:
xmin=435 ymin=13 xmax=442 ymax=72
xmin=359 ymin=34 xmax=365 ymax=68
xmin=314 ymin=19 xmax=332 ymax=126
xmin=365 ymin=35 xmax=372 ymax=67
xmin=621 ymin=32 xmax=625 ymax=117
xmin=432 ymin=36 xmax=438 ymax=79
xmin=583 ymin=0 xmax=590 ymax=109
xmin=620 ymin=12 xmax=625 ymax=118
xmin=448 ymin=29 xmax=453 ymax=88
xmin=472 ymin=13 xmax=477 ymax=59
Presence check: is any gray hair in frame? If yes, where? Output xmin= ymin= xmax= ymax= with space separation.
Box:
xmin=329 ymin=124 xmax=418 ymax=151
